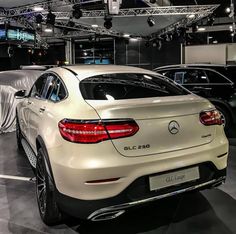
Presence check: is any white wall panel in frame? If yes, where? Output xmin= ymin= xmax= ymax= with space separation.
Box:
xmin=185 ymin=44 xmax=227 ymax=65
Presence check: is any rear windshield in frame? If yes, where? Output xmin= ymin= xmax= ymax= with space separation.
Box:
xmin=80 ymin=73 xmax=189 ymax=100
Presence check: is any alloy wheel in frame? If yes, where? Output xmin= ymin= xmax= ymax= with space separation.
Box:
xmin=36 ymin=155 xmax=47 ymax=216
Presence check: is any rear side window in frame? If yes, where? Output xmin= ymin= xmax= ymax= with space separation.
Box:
xmin=159 ymin=69 xmax=209 ymax=84
xmin=80 ymin=73 xmax=189 ymax=100
xmin=30 ymin=75 xmax=47 ymax=99
xmin=205 ymin=70 xmax=231 ymax=84
xmin=44 ymin=74 xmax=67 ymax=102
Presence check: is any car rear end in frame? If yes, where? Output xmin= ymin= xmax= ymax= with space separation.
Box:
xmin=50 ymin=69 xmax=228 ymax=221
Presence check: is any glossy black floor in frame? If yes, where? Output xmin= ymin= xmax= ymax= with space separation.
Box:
xmin=0 ymin=133 xmax=236 ymax=234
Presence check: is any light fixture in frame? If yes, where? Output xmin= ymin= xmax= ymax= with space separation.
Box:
xmin=152 ymin=39 xmax=160 ymax=48
xmin=145 ymin=40 xmax=150 ymax=47
xmin=44 ymin=26 xmax=53 ymax=33
xmin=192 ymin=23 xmax=198 ymax=33
xmin=187 ymin=14 xmax=195 ymax=19
xmin=72 ymin=4 xmax=83 ymax=19
xmin=213 ymin=40 xmax=218 ymax=44
xmin=33 ymin=6 xmax=44 ymax=12
xmin=229 ymin=25 xmax=234 ymax=32
xmin=166 ymin=33 xmax=173 ymax=42
xmin=198 ymin=27 xmax=206 ymax=32
xmin=157 ymin=40 xmax=162 ymax=50
xmin=130 ymin=38 xmax=139 ymax=42
xmin=207 ymin=15 xmax=215 ymax=26
xmin=46 ymin=11 xmax=56 ymax=25
xmin=147 ymin=16 xmax=155 ymax=27
xmin=231 ymin=32 xmax=235 ymax=37
xmin=123 ymin=33 xmax=130 ymax=38
xmin=226 ymin=7 xmax=231 ymax=13
xmin=104 ymin=16 xmax=112 ymax=29
xmin=150 ymin=0 xmax=156 ymax=3
xmin=35 ymin=14 xmax=43 ymax=24
xmin=91 ymin=24 xmax=99 ymax=28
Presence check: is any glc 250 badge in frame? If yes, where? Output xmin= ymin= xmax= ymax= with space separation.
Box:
xmin=124 ymin=144 xmax=150 ymax=151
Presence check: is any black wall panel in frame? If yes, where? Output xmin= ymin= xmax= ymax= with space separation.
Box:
xmin=115 ymin=38 xmax=181 ymax=70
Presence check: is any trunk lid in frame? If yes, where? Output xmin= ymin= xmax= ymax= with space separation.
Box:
xmin=86 ymin=95 xmax=216 ymax=157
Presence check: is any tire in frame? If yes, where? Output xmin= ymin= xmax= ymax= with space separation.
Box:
xmin=36 ymin=148 xmax=63 ymax=225
xmin=215 ymin=106 xmax=230 ymax=132
xmin=16 ymin=117 xmax=23 ymax=151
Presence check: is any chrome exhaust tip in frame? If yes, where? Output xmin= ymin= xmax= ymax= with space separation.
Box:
xmin=90 ymin=210 xmax=125 ymax=222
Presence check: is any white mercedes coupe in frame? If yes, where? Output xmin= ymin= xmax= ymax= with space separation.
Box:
xmin=15 ymin=65 xmax=228 ymax=225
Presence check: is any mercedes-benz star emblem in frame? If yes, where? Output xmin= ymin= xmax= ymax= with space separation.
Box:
xmin=168 ymin=121 xmax=180 ymax=135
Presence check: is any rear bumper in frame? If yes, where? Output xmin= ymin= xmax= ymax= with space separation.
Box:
xmin=49 ymin=132 xmax=228 ymax=200
xmin=55 ymin=165 xmax=226 ymax=221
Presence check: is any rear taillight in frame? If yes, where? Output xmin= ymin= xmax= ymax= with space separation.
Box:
xmin=200 ymin=109 xmax=223 ymax=126
xmin=58 ymin=119 xmax=139 ymax=143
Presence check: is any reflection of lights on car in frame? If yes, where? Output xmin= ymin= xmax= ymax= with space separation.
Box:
xmin=144 ymin=75 xmax=152 ymax=80
xmin=105 ymin=94 xmax=115 ymax=100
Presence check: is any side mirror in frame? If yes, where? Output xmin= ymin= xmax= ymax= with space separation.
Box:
xmin=15 ymin=90 xmax=27 ymax=99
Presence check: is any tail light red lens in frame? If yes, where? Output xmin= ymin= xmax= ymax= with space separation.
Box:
xmin=58 ymin=119 xmax=139 ymax=143
xmin=200 ymin=109 xmax=223 ymax=126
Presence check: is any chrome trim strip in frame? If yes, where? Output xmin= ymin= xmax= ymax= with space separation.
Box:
xmin=88 ymin=177 xmax=226 ymax=221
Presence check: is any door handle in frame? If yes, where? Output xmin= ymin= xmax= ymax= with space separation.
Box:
xmin=39 ymin=107 xmax=46 ymax=113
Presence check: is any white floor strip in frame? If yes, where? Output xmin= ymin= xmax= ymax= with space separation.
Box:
xmin=0 ymin=174 xmax=32 ymax=182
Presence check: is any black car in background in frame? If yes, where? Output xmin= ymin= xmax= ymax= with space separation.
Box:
xmin=154 ymin=64 xmax=236 ymax=133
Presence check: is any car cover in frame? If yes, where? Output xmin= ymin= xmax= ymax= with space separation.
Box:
xmin=0 ymin=70 xmax=42 ymax=133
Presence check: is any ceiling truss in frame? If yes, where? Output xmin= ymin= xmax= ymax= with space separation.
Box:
xmin=0 ymin=2 xmax=219 ymax=46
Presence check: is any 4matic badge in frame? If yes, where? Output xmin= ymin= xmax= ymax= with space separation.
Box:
xmin=124 ymin=144 xmax=150 ymax=151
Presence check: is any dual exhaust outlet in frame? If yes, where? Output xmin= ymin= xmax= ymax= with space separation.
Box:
xmin=89 ymin=210 xmax=126 ymax=222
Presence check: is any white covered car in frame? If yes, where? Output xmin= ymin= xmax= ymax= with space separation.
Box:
xmin=0 ymin=69 xmax=42 ymax=133
xmin=15 ymin=65 xmax=228 ymax=225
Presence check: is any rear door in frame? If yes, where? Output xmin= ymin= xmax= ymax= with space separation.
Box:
xmin=22 ymin=74 xmax=46 ymax=147
xmin=27 ymin=73 xmax=63 ymax=151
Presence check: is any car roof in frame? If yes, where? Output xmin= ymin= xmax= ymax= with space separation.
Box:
xmin=155 ymin=64 xmax=236 ymax=70
xmin=51 ymin=65 xmax=157 ymax=80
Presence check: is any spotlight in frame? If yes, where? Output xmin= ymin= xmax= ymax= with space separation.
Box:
xmin=147 ymin=16 xmax=155 ymax=27
xmin=45 ymin=25 xmax=53 ymax=33
xmin=46 ymin=11 xmax=56 ymax=25
xmin=166 ymin=33 xmax=173 ymax=42
xmin=33 ymin=6 xmax=44 ymax=12
xmin=123 ymin=34 xmax=130 ymax=38
xmin=198 ymin=27 xmax=206 ymax=32
xmin=67 ymin=21 xmax=75 ymax=27
xmin=35 ymin=14 xmax=43 ymax=24
xmin=226 ymin=7 xmax=231 ymax=13
xmin=157 ymin=40 xmax=162 ymax=50
xmin=62 ymin=21 xmax=75 ymax=35
xmin=62 ymin=28 xmax=69 ymax=35
xmin=187 ymin=14 xmax=195 ymax=19
xmin=152 ymin=39 xmax=157 ymax=47
xmin=192 ymin=23 xmax=198 ymax=33
xmin=72 ymin=4 xmax=82 ymax=19
xmin=207 ymin=16 xmax=215 ymax=26
xmin=145 ymin=40 xmax=150 ymax=47
xmin=104 ymin=16 xmax=112 ymax=29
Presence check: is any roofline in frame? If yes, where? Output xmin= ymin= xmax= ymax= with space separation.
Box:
xmin=155 ymin=64 xmax=230 ymax=71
